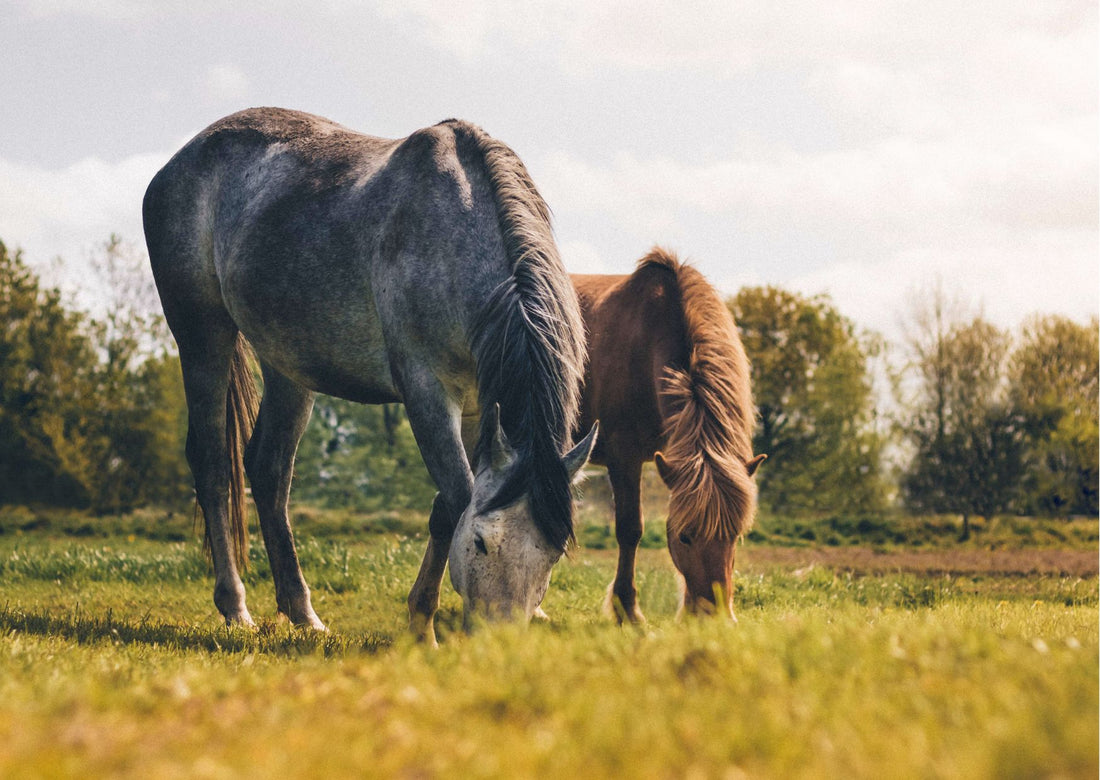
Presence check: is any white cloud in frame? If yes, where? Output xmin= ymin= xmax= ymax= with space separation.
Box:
xmin=370 ymin=0 xmax=494 ymax=63
xmin=0 ymin=151 xmax=168 ymax=302
xmin=371 ymin=0 xmax=1096 ymax=82
xmin=201 ymin=63 xmax=250 ymax=101
xmin=809 ymin=17 xmax=1096 ymax=141
xmin=15 ymin=0 xmax=224 ymax=22
xmin=17 ymin=0 xmax=148 ymax=20
xmin=536 ymin=105 xmax=1096 ymax=337
xmin=1 ymin=0 xmax=1094 ymax=340
xmin=558 ymin=239 xmax=609 ymax=275
xmin=789 ymin=229 xmax=1099 ymax=340
xmin=540 ymin=115 xmax=1095 ymax=246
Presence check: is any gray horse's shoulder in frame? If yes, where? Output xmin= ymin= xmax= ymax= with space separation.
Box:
xmin=395 ymin=121 xmax=460 ymax=159
xmin=397 ymin=119 xmax=499 ymax=161
xmin=435 ymin=117 xmax=488 ymax=137
xmin=384 ymin=122 xmax=482 ymax=191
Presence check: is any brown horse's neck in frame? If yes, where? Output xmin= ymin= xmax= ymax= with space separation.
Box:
xmin=571 ymin=262 xmax=690 ymax=467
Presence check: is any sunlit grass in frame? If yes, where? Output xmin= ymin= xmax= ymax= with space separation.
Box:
xmin=0 ymin=518 xmax=1095 ymax=778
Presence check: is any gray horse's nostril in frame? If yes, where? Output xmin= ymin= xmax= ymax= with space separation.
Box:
xmin=474 ymin=534 xmax=488 ymax=555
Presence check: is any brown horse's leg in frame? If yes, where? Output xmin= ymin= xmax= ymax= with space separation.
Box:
xmin=178 ymin=330 xmax=255 ymax=627
xmin=244 ymin=367 xmax=324 ymax=630
xmin=606 ymin=460 xmax=646 ymax=624
xmin=408 ymin=494 xmax=456 ymax=646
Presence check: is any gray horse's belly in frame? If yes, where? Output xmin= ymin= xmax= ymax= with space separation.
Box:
xmin=224 ymin=270 xmax=402 ymax=404
xmin=247 ymin=320 xmax=401 ymax=404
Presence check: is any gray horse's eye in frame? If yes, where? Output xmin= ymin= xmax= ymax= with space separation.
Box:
xmin=474 ymin=535 xmax=488 ymax=555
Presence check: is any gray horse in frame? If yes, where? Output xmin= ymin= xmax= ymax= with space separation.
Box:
xmin=143 ymin=108 xmax=596 ymax=642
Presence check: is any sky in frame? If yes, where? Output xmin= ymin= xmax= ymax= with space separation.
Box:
xmin=1 ymin=0 xmax=1096 ymax=342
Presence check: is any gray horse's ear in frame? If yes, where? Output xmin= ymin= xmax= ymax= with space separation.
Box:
xmin=747 ymin=453 xmax=768 ymax=476
xmin=487 ymin=403 xmax=516 ymax=472
xmin=562 ymin=422 xmax=598 ymax=482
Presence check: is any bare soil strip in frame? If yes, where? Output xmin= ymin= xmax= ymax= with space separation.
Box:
xmin=738 ymin=547 xmax=1098 ymax=577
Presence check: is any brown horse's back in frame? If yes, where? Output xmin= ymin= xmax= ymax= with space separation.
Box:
xmin=572 ymin=260 xmax=689 ymax=466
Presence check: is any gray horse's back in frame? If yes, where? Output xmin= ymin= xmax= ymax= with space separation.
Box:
xmin=143 ymin=107 xmax=506 ymax=405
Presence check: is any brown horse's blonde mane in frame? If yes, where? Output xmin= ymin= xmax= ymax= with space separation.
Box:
xmin=641 ymin=247 xmax=757 ymax=541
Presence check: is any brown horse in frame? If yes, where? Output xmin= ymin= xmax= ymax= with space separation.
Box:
xmin=572 ymin=248 xmax=765 ymax=621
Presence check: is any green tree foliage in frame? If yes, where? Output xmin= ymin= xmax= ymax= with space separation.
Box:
xmin=0 ymin=241 xmax=99 ymax=504
xmin=87 ymin=237 xmax=191 ymax=511
xmin=730 ymin=287 xmax=887 ymax=516
xmin=899 ymin=291 xmax=1027 ymax=537
xmin=1009 ymin=315 xmax=1099 ymax=516
xmin=5 ymin=231 xmax=1094 ymax=526
xmin=0 ymin=238 xmax=190 ymax=511
xmin=293 ymin=397 xmax=436 ymax=511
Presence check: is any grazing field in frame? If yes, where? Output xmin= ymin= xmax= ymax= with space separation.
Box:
xmin=0 ymin=507 xmax=1096 ymax=778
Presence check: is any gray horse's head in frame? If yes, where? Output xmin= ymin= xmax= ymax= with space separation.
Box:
xmin=449 ymin=409 xmax=597 ymax=625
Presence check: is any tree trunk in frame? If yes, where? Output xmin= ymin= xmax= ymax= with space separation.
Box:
xmin=959 ymin=513 xmax=970 ymax=541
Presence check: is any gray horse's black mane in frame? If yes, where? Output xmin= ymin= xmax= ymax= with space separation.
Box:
xmin=443 ymin=120 xmax=586 ymax=551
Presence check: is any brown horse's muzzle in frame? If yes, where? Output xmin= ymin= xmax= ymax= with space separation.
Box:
xmin=667 ymin=532 xmax=737 ymax=619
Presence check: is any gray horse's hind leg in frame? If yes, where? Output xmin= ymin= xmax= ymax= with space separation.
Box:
xmin=408 ymin=494 xmax=458 ymax=646
xmin=244 ymin=367 xmax=325 ymax=630
xmin=177 ymin=326 xmax=255 ymax=627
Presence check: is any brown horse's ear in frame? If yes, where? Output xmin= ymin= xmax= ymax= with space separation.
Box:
xmin=746 ymin=453 xmax=768 ymax=476
xmin=654 ymin=452 xmax=674 ymax=486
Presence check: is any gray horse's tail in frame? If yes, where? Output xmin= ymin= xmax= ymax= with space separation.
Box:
xmin=215 ymin=333 xmax=259 ymax=571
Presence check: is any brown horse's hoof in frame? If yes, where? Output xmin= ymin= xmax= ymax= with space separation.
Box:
xmin=603 ymin=582 xmax=646 ymax=625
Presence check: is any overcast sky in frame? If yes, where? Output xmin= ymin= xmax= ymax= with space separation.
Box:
xmin=1 ymin=1 xmax=1096 ymax=341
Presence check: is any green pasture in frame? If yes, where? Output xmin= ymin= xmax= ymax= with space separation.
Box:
xmin=0 ymin=509 xmax=1096 ymax=778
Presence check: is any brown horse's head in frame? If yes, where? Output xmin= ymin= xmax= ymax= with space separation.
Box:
xmin=656 ymin=451 xmax=766 ymax=618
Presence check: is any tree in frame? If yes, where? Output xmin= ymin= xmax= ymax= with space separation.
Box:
xmin=1009 ymin=315 xmax=1099 ymax=516
xmin=0 ymin=240 xmax=99 ymax=504
xmin=293 ymin=397 xmax=436 ymax=511
xmin=730 ymin=286 xmax=887 ymax=516
xmin=899 ymin=288 xmax=1025 ymax=538
xmin=0 ymin=237 xmax=190 ymax=511
xmin=82 ymin=236 xmax=190 ymax=511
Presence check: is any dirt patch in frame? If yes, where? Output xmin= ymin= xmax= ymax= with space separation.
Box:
xmin=737 ymin=546 xmax=1098 ymax=578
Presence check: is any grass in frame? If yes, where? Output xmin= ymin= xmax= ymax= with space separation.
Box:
xmin=0 ymin=506 xmax=1096 ymax=778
